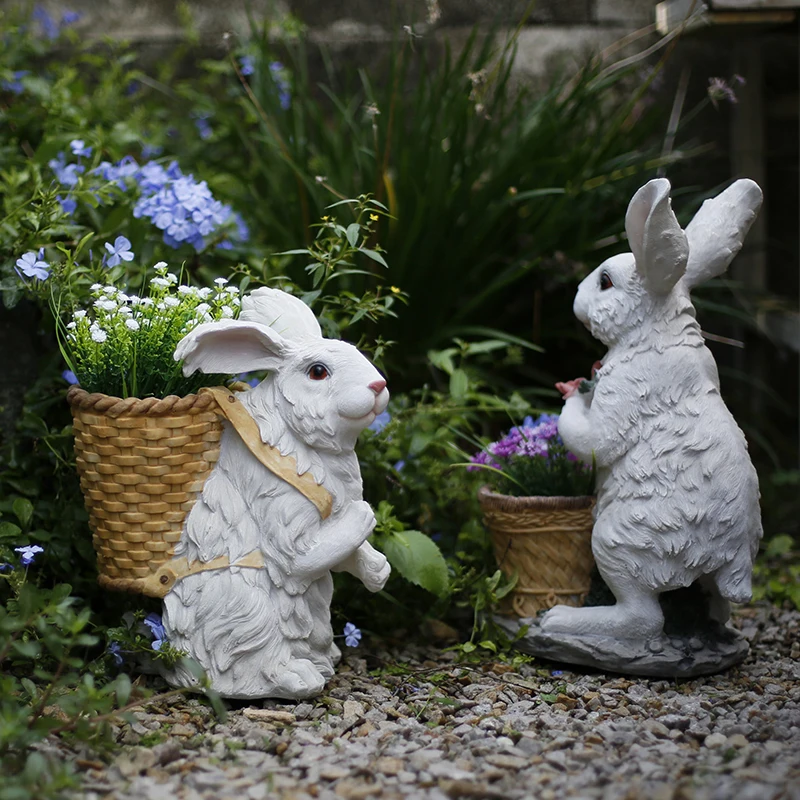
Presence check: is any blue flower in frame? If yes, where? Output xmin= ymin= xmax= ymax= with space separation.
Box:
xmin=193 ymin=112 xmax=212 ymax=141
xmin=62 ymin=370 xmax=78 ymax=385
xmin=240 ymin=55 xmax=255 ymax=76
xmin=1 ymin=70 xmax=29 ymax=95
xmin=16 ymin=252 xmax=50 ymax=280
xmin=368 ymin=411 xmax=391 ymax=433
xmin=15 ymin=545 xmax=44 ymax=566
xmin=48 ymin=152 xmax=85 ymax=187
xmin=108 ymin=642 xmax=123 ymax=666
xmin=551 ymin=670 xmax=564 ymax=677
xmin=0 ymin=563 xmax=13 ymax=573
xmin=269 ymin=62 xmax=291 ymax=110
xmin=141 ymin=143 xmax=163 ymax=159
xmin=394 ymin=460 xmax=406 ymax=472
xmin=61 ymin=10 xmax=81 ymax=26
xmin=58 ymin=195 xmax=77 ymax=215
xmin=143 ymin=612 xmax=166 ymax=651
xmin=343 ymin=622 xmax=362 ymax=648
xmin=69 ymin=139 xmax=92 ymax=158
xmin=104 ymin=236 xmax=134 ymax=267
xmin=33 ymin=5 xmax=59 ymax=39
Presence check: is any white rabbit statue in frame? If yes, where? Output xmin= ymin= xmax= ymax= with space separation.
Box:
xmin=162 ymin=287 xmax=391 ymax=699
xmin=541 ymin=177 xmax=764 ymax=648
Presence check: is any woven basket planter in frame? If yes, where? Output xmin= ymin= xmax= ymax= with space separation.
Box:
xmin=67 ymin=386 xmax=223 ymax=597
xmin=478 ymin=485 xmax=596 ymax=617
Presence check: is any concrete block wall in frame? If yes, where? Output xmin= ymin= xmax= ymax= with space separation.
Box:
xmin=26 ymin=0 xmax=661 ymax=78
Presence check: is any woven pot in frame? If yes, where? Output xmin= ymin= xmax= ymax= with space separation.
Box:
xmin=478 ymin=485 xmax=595 ymax=617
xmin=67 ymin=386 xmax=223 ymax=597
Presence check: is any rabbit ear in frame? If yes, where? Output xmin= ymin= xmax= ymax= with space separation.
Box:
xmin=682 ymin=179 xmax=763 ymax=291
xmin=174 ymin=319 xmax=291 ymax=376
xmin=240 ymin=287 xmax=322 ymax=341
xmin=625 ymin=178 xmax=689 ymax=295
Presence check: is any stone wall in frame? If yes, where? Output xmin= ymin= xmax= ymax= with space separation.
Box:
xmin=28 ymin=0 xmax=661 ymax=79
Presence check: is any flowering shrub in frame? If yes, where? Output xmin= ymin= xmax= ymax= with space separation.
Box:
xmin=470 ymin=414 xmax=594 ymax=497
xmin=61 ymin=261 xmax=240 ymax=397
xmin=50 ymin=147 xmax=249 ymax=254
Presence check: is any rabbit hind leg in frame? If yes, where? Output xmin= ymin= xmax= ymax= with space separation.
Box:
xmin=271 ymin=657 xmax=326 ymax=699
xmin=540 ymin=571 xmax=664 ymax=640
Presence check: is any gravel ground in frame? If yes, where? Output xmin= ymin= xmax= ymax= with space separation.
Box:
xmin=62 ymin=603 xmax=799 ymax=800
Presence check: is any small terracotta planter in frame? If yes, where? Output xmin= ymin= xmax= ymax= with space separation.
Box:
xmin=478 ymin=486 xmax=595 ymax=617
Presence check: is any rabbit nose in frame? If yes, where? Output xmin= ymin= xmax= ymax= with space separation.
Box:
xmin=369 ymin=379 xmax=387 ymax=395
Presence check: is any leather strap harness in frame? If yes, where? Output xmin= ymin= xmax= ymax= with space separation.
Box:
xmin=141 ymin=387 xmax=333 ymax=598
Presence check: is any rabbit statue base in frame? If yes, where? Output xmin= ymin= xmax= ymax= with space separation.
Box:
xmin=158 ymin=287 xmax=391 ymax=700
xmin=530 ymin=178 xmax=764 ymax=677
xmin=495 ymin=582 xmax=750 ymax=678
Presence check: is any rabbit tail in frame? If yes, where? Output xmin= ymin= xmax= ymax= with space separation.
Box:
xmin=714 ymin=543 xmax=756 ymax=604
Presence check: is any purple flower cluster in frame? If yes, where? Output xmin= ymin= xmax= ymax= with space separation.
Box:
xmin=469 ymin=413 xmax=562 ymax=470
xmin=1 ymin=70 xmax=29 ymax=95
xmin=32 ymin=6 xmax=81 ymax=40
xmin=270 ymin=62 xmax=291 ymax=111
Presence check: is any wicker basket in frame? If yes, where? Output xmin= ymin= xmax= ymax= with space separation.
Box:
xmin=67 ymin=386 xmax=223 ymax=596
xmin=478 ymin=485 xmax=595 ymax=617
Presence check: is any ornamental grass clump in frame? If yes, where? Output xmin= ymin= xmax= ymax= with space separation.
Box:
xmin=62 ymin=262 xmax=238 ymax=398
xmin=470 ymin=414 xmax=594 ymax=498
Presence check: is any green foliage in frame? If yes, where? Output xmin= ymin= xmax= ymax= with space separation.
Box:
xmin=753 ymin=534 xmax=800 ymax=611
xmin=489 ymin=445 xmax=596 ymax=498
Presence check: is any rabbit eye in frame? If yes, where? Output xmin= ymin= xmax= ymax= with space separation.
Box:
xmin=599 ymin=271 xmax=613 ymax=291
xmin=308 ymin=363 xmax=329 ymax=381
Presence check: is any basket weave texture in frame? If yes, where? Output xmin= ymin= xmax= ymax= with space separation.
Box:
xmin=478 ymin=485 xmax=595 ymax=617
xmin=67 ymin=386 xmax=223 ymax=596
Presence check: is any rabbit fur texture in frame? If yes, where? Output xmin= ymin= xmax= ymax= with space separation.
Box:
xmin=164 ymin=288 xmax=391 ymax=699
xmin=543 ymin=178 xmax=764 ymax=641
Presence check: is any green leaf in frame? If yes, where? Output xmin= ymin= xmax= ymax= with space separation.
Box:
xmin=115 ymin=673 xmax=132 ymax=707
xmin=345 ymin=223 xmax=361 ymax=247
xmin=0 ymin=521 xmax=22 ymax=540
xmin=21 ymin=678 xmax=38 ymax=700
xmin=359 ymin=248 xmax=388 ymax=268
xmin=765 ymin=535 xmax=794 ymax=558
xmin=381 ymin=530 xmax=450 ymax=597
xmin=13 ymin=640 xmax=42 ymax=659
xmin=478 ymin=640 xmax=498 ymax=653
xmin=13 ymin=498 xmax=34 ymax=529
xmin=449 ymin=368 xmax=469 ymax=400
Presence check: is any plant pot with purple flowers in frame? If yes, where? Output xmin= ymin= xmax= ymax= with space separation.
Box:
xmin=471 ymin=413 xmax=596 ymax=618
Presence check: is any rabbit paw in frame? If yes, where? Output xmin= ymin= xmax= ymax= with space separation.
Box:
xmin=342 ymin=500 xmax=377 ymax=550
xmin=356 ymin=546 xmax=390 ymax=593
xmin=540 ymin=603 xmax=663 ymax=639
xmin=274 ymin=658 xmax=326 ymax=699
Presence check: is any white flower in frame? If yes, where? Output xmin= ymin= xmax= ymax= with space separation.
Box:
xmin=143 ymin=318 xmax=152 ymax=326
xmin=129 ymin=295 xmax=140 ymax=305
xmin=214 ymin=277 xmax=229 ymax=286
xmin=200 ymin=312 xmax=212 ymax=323
xmin=139 ymin=297 xmax=154 ymax=307
xmin=157 ymin=302 xmax=166 ymax=311
xmin=178 ymin=285 xmax=194 ymax=295
xmin=103 ymin=286 xmax=117 ymax=296
xmin=66 ymin=321 xmax=77 ymax=330
xmin=221 ymin=305 xmax=234 ymax=318
xmin=74 ymin=310 xmax=87 ymax=320
xmin=150 ymin=277 xmax=170 ymax=288
xmin=197 ymin=287 xmax=213 ymax=299
xmin=117 ymin=292 xmax=130 ymax=303
xmin=225 ymin=286 xmax=240 ymax=295
xmin=125 ymin=318 xmax=140 ymax=331
xmin=90 ymin=327 xmax=108 ymax=343
xmin=153 ymin=261 xmax=168 ymax=271
xmin=195 ymin=302 xmax=211 ymax=315
xmin=118 ymin=306 xmax=132 ymax=315
xmin=90 ymin=283 xmax=102 ymax=291
xmin=164 ymin=296 xmax=180 ymax=307
xmin=167 ymin=273 xmax=178 ymax=284
xmin=231 ymin=297 xmax=241 ymax=307
xmin=94 ymin=298 xmax=117 ymax=311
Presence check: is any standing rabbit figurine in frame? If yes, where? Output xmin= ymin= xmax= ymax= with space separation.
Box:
xmin=542 ymin=178 xmax=763 ymax=648
xmin=163 ymin=288 xmax=390 ymax=699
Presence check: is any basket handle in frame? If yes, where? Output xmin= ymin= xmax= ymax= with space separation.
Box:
xmin=199 ymin=386 xmax=333 ymax=520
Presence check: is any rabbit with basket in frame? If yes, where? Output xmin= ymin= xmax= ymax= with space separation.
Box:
xmin=164 ymin=288 xmax=391 ymax=699
xmin=543 ymin=178 xmax=763 ymax=643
